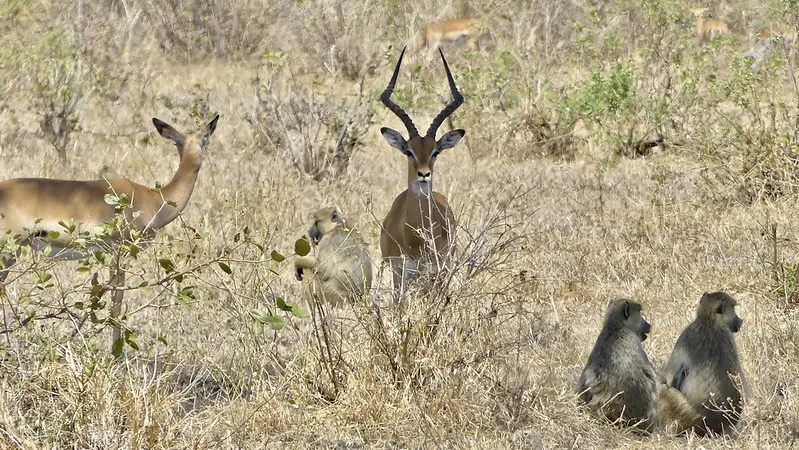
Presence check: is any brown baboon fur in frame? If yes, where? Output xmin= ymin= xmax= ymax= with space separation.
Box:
xmin=294 ymin=207 xmax=373 ymax=307
xmin=658 ymin=291 xmax=746 ymax=436
xmin=577 ymin=299 xmax=658 ymax=432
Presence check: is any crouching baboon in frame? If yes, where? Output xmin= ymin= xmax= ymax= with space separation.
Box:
xmin=658 ymin=291 xmax=746 ymax=436
xmin=294 ymin=207 xmax=372 ymax=307
xmin=577 ymin=299 xmax=658 ymax=432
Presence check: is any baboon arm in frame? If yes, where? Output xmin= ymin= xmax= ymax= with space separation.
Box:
xmin=577 ymin=370 xmax=599 ymax=405
xmin=294 ymin=256 xmax=317 ymax=270
xmin=294 ymin=256 xmax=317 ymax=282
xmin=661 ymin=349 xmax=689 ymax=387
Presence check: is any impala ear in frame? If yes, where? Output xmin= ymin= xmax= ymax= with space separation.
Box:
xmin=381 ymin=127 xmax=412 ymax=156
xmin=205 ymin=114 xmax=219 ymax=137
xmin=436 ymin=129 xmax=465 ymax=153
xmin=152 ymin=118 xmax=185 ymax=146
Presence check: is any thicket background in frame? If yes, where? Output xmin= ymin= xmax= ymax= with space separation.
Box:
xmin=1 ymin=0 xmax=798 ymax=448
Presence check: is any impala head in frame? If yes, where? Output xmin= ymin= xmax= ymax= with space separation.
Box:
xmin=380 ymin=47 xmax=465 ymax=196
xmin=152 ymin=115 xmax=219 ymax=165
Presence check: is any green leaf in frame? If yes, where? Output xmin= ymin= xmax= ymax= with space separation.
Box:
xmin=48 ymin=230 xmax=60 ymax=240
xmin=159 ymin=258 xmax=176 ymax=273
xmin=177 ymin=286 xmax=196 ymax=304
xmin=111 ymin=338 xmax=124 ymax=358
xmin=36 ymin=271 xmax=52 ymax=283
xmin=125 ymin=330 xmax=140 ymax=351
xmin=277 ymin=298 xmax=309 ymax=318
xmin=290 ymin=304 xmax=310 ymax=319
xmin=248 ymin=309 xmax=285 ymax=331
xmin=264 ymin=314 xmax=285 ymax=330
xmin=294 ymin=236 xmax=311 ymax=256
xmin=270 ymin=250 xmax=285 ymax=262
xmin=218 ymin=262 xmax=232 ymax=275
xmin=276 ymin=297 xmax=288 ymax=311
xmin=104 ymin=194 xmax=119 ymax=205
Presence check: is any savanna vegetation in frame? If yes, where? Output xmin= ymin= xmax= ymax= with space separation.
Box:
xmin=0 ymin=0 xmax=798 ymax=447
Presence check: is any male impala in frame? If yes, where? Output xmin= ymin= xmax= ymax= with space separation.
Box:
xmin=410 ymin=17 xmax=487 ymax=62
xmin=379 ymin=47 xmax=464 ymax=293
xmin=0 ymin=115 xmax=218 ymax=340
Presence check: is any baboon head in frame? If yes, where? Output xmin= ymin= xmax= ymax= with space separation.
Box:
xmin=307 ymin=206 xmax=344 ymax=245
xmin=606 ymin=299 xmax=651 ymax=341
xmin=698 ymin=291 xmax=743 ymax=333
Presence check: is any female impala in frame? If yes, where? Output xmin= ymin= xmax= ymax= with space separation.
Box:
xmin=0 ymin=115 xmax=218 ymax=343
xmin=379 ymin=47 xmax=465 ymax=293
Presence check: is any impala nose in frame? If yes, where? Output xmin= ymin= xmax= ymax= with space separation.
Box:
xmin=417 ymin=171 xmax=431 ymax=181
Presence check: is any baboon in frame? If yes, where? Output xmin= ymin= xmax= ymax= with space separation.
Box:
xmin=691 ymin=8 xmax=731 ymax=43
xmin=658 ymin=291 xmax=746 ymax=436
xmin=294 ymin=207 xmax=373 ymax=307
xmin=577 ymin=299 xmax=658 ymax=432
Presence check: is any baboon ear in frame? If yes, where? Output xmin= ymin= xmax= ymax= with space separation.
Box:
xmin=717 ymin=302 xmax=725 ymax=314
xmin=436 ymin=129 xmax=465 ymax=152
xmin=152 ymin=118 xmax=185 ymax=146
xmin=623 ymin=301 xmax=631 ymax=319
xmin=381 ymin=127 xmax=412 ymax=156
xmin=205 ymin=114 xmax=219 ymax=137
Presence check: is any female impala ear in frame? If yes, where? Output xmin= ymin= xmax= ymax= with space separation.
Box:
xmin=436 ymin=129 xmax=465 ymax=152
xmin=152 ymin=118 xmax=185 ymax=146
xmin=205 ymin=114 xmax=219 ymax=137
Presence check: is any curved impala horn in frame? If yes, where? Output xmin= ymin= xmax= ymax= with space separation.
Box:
xmin=426 ymin=48 xmax=464 ymax=139
xmin=381 ymin=46 xmax=419 ymax=138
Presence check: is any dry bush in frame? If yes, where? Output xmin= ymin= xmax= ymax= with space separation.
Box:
xmin=249 ymin=78 xmax=375 ymax=181
xmin=503 ymin=103 xmax=578 ymax=161
xmin=132 ymin=0 xmax=281 ymax=60
xmin=6 ymin=0 xmax=799 ymax=447
xmin=291 ymin=0 xmax=390 ymax=80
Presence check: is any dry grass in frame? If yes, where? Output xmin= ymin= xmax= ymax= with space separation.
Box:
xmin=1 ymin=0 xmax=799 ymax=448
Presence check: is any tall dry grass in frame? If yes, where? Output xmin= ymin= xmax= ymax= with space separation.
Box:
xmin=1 ymin=0 xmax=799 ymax=448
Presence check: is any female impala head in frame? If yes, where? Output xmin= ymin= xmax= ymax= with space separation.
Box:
xmin=380 ymin=47 xmax=465 ymax=196
xmin=152 ymin=115 xmax=219 ymax=163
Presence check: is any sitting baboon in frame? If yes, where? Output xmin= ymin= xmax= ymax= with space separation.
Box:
xmin=658 ymin=291 xmax=746 ymax=436
xmin=294 ymin=207 xmax=372 ymax=307
xmin=577 ymin=299 xmax=658 ymax=432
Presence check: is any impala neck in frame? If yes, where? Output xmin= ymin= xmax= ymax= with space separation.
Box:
xmin=149 ymin=150 xmax=202 ymax=229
